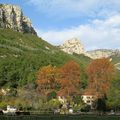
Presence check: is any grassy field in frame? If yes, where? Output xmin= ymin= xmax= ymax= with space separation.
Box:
xmin=0 ymin=115 xmax=120 ymax=120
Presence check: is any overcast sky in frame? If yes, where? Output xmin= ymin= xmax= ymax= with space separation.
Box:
xmin=1 ymin=0 xmax=120 ymax=50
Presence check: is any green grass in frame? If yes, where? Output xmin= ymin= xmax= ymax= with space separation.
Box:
xmin=111 ymin=55 xmax=120 ymax=64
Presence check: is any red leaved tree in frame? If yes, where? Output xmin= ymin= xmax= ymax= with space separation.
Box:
xmin=58 ymin=60 xmax=81 ymax=97
xmin=87 ymin=58 xmax=115 ymax=98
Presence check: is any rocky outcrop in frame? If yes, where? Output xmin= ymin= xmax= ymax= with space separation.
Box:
xmin=0 ymin=4 xmax=37 ymax=35
xmin=59 ymin=38 xmax=85 ymax=55
xmin=86 ymin=49 xmax=120 ymax=59
xmin=59 ymin=38 xmax=120 ymax=59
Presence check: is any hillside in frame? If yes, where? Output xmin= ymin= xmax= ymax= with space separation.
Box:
xmin=86 ymin=49 xmax=119 ymax=59
xmin=111 ymin=55 xmax=120 ymax=64
xmin=0 ymin=29 xmax=91 ymax=88
xmin=109 ymin=55 xmax=120 ymax=85
xmin=110 ymin=54 xmax=120 ymax=71
xmin=0 ymin=3 xmax=91 ymax=89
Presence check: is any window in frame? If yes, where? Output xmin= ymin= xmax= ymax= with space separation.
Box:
xmin=87 ymin=100 xmax=90 ymax=103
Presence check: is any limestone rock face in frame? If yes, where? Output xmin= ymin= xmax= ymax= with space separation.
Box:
xmin=59 ymin=38 xmax=120 ymax=59
xmin=59 ymin=38 xmax=85 ymax=55
xmin=86 ymin=49 xmax=119 ymax=59
xmin=0 ymin=4 xmax=37 ymax=35
xmin=86 ymin=49 xmax=120 ymax=59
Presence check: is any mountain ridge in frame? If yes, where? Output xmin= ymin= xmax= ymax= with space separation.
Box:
xmin=59 ymin=38 xmax=120 ymax=59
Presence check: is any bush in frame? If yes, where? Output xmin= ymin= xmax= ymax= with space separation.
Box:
xmin=47 ymin=91 xmax=57 ymax=101
xmin=0 ymin=102 xmax=7 ymax=109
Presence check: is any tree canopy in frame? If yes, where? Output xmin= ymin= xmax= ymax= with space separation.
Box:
xmin=87 ymin=58 xmax=115 ymax=98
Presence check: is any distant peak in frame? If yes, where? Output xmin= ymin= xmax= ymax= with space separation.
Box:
xmin=59 ymin=38 xmax=85 ymax=55
xmin=65 ymin=37 xmax=80 ymax=43
xmin=59 ymin=38 xmax=120 ymax=59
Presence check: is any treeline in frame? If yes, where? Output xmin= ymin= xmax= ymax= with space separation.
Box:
xmin=0 ymin=58 xmax=119 ymax=113
xmin=36 ymin=58 xmax=119 ymax=112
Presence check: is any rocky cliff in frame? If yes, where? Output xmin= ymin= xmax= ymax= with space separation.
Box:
xmin=0 ymin=4 xmax=37 ymax=35
xmin=59 ymin=38 xmax=120 ymax=59
xmin=59 ymin=38 xmax=85 ymax=55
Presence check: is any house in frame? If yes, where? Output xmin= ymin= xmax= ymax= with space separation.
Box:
xmin=3 ymin=105 xmax=17 ymax=114
xmin=81 ymin=94 xmax=95 ymax=106
xmin=81 ymin=89 xmax=97 ymax=109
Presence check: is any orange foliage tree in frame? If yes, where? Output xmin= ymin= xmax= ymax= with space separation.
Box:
xmin=58 ymin=60 xmax=81 ymax=97
xmin=36 ymin=61 xmax=81 ymax=98
xmin=87 ymin=58 xmax=115 ymax=98
xmin=36 ymin=65 xmax=59 ymax=95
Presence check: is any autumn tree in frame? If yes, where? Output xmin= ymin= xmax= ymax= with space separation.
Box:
xmin=36 ymin=65 xmax=59 ymax=95
xmin=87 ymin=58 xmax=115 ymax=98
xmin=58 ymin=60 xmax=81 ymax=97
